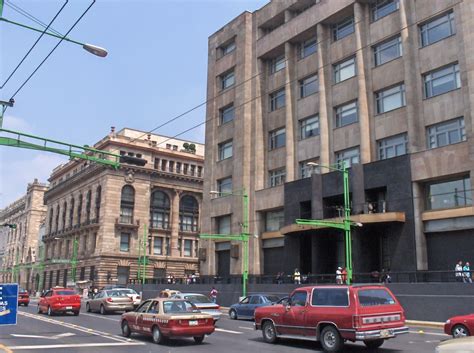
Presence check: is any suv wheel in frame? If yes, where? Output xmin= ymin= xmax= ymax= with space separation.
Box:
xmin=229 ymin=309 xmax=237 ymax=320
xmin=364 ymin=339 xmax=384 ymax=349
xmin=320 ymin=326 xmax=343 ymax=353
xmin=262 ymin=321 xmax=277 ymax=343
xmin=37 ymin=305 xmax=42 ymax=314
xmin=194 ymin=335 xmax=205 ymax=344
xmin=452 ymin=324 xmax=470 ymax=338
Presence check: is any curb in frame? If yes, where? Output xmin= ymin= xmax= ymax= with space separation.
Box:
xmin=406 ymin=320 xmax=445 ymax=329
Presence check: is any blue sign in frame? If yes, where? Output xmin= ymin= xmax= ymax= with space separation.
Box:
xmin=0 ymin=283 xmax=18 ymax=326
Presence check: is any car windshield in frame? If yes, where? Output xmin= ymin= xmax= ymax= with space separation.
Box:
xmin=118 ymin=289 xmax=137 ymax=295
xmin=358 ymin=289 xmax=396 ymax=306
xmin=163 ymin=300 xmax=197 ymax=313
xmin=19 ymin=288 xmax=27 ymax=293
xmin=55 ymin=291 xmax=75 ymax=296
xmin=265 ymin=296 xmax=280 ymax=303
xmin=184 ymin=295 xmax=212 ymax=304
xmin=106 ymin=290 xmax=128 ymax=297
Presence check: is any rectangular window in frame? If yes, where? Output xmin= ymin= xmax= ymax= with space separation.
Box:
xmin=217 ymin=215 xmax=231 ymax=234
xmin=269 ymin=128 xmax=286 ymax=150
xmin=375 ymin=83 xmax=406 ymax=114
xmin=299 ymin=159 xmax=319 ymax=179
xmin=153 ymin=237 xmax=163 ymax=255
xmin=299 ymin=115 xmax=319 ymax=139
xmin=371 ymin=0 xmax=399 ymax=21
xmin=423 ymin=63 xmax=460 ymax=98
xmin=176 ymin=162 xmax=181 ymax=173
xmin=270 ymin=55 xmax=286 ymax=74
xmin=426 ymin=176 xmax=471 ymax=210
xmin=120 ymin=233 xmax=130 ymax=252
xmin=219 ymin=40 xmax=235 ymax=57
xmin=165 ymin=237 xmax=170 ymax=255
xmin=420 ymin=11 xmax=455 ymax=47
xmin=219 ymin=104 xmax=234 ymax=124
xmin=184 ymin=240 xmax=192 ymax=257
xmin=300 ymin=37 xmax=317 ymax=58
xmin=358 ymin=289 xmax=396 ymax=306
xmin=217 ymin=177 xmax=233 ymax=194
xmin=332 ymin=17 xmax=354 ymax=41
xmin=377 ymin=133 xmax=408 ymax=160
xmin=299 ymin=74 xmax=318 ymax=98
xmin=334 ymin=57 xmax=356 ymax=83
xmin=336 ymin=147 xmax=360 ymax=168
xmin=269 ymin=168 xmax=286 ymax=187
xmin=335 ymin=101 xmax=358 ymax=128
xmin=265 ymin=210 xmax=284 ymax=232
xmin=373 ymin=35 xmax=402 ymax=66
xmin=220 ymin=70 xmax=235 ymax=90
xmin=269 ymin=88 xmax=286 ymax=111
xmin=218 ymin=140 xmax=233 ymax=160
xmin=312 ymin=288 xmax=349 ymax=306
xmin=427 ymin=117 xmax=466 ymax=149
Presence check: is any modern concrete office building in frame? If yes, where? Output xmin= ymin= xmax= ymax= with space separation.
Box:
xmin=39 ymin=128 xmax=204 ymax=289
xmin=201 ymin=0 xmax=474 ymax=278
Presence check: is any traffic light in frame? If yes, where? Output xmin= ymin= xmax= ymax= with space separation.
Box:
xmin=119 ymin=155 xmax=147 ymax=166
xmin=2 ymin=223 xmax=16 ymax=229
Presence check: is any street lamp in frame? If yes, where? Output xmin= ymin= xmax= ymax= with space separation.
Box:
xmin=201 ymin=189 xmax=250 ymax=297
xmin=0 ymin=17 xmax=108 ymax=57
xmin=296 ymin=162 xmax=362 ymax=284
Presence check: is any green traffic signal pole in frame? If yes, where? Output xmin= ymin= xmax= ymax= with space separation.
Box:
xmin=137 ymin=223 xmax=148 ymax=286
xmin=296 ymin=162 xmax=355 ymax=284
xmin=200 ymin=189 xmax=249 ymax=297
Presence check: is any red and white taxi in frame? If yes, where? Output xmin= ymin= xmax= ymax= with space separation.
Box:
xmin=37 ymin=287 xmax=81 ymax=316
xmin=121 ymin=298 xmax=215 ymax=344
xmin=255 ymin=285 xmax=408 ymax=353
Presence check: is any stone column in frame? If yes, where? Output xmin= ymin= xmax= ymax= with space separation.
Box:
xmin=317 ymin=23 xmax=331 ymax=167
xmin=354 ymin=2 xmax=372 ymax=163
xmin=412 ymin=183 xmax=428 ymax=270
xmin=284 ymin=42 xmax=296 ymax=182
xmin=170 ymin=190 xmax=181 ymax=257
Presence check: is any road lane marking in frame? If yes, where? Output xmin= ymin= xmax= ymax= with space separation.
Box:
xmin=8 ymin=342 xmax=144 ymax=350
xmin=408 ymin=330 xmax=448 ymax=337
xmin=215 ymin=328 xmax=243 ymax=334
xmin=0 ymin=344 xmax=13 ymax=353
xmin=81 ymin=313 xmax=120 ymax=322
xmin=238 ymin=326 xmax=254 ymax=330
xmin=11 ymin=333 xmax=75 ymax=340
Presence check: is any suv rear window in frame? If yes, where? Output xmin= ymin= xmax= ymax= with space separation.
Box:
xmin=312 ymin=288 xmax=349 ymax=306
xmin=358 ymin=289 xmax=396 ymax=306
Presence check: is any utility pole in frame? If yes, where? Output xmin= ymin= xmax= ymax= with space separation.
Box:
xmin=71 ymin=237 xmax=78 ymax=283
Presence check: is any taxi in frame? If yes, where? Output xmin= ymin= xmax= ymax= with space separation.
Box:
xmin=121 ymin=298 xmax=215 ymax=344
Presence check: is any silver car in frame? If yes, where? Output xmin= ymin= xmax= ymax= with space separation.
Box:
xmin=172 ymin=293 xmax=222 ymax=321
xmin=86 ymin=289 xmax=134 ymax=314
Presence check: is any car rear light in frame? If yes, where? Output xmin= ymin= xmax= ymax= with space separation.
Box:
xmin=128 ymin=297 xmax=133 ymax=302
xmin=136 ymin=296 xmax=140 ymax=300
xmin=214 ymin=305 xmax=220 ymax=310
xmin=106 ymin=298 xmax=113 ymax=303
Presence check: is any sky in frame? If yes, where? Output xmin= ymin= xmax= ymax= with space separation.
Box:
xmin=0 ymin=0 xmax=268 ymax=208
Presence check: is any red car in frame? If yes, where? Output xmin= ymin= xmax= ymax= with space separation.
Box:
xmin=121 ymin=298 xmax=215 ymax=344
xmin=37 ymin=287 xmax=81 ymax=316
xmin=255 ymin=285 xmax=408 ymax=353
xmin=444 ymin=314 xmax=474 ymax=338
xmin=18 ymin=288 xmax=30 ymax=306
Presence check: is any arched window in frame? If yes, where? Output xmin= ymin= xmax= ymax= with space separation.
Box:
xmin=179 ymin=195 xmax=199 ymax=232
xmin=62 ymin=201 xmax=67 ymax=229
xmin=69 ymin=197 xmax=75 ymax=226
xmin=95 ymin=186 xmax=102 ymax=221
xmin=150 ymin=190 xmax=170 ymax=229
xmin=77 ymin=194 xmax=82 ymax=225
xmin=120 ymin=185 xmax=135 ymax=224
xmin=55 ymin=205 xmax=60 ymax=232
xmin=86 ymin=190 xmax=92 ymax=222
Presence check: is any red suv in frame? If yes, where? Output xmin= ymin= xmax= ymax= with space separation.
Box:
xmin=38 ymin=288 xmax=81 ymax=316
xmin=255 ymin=285 xmax=408 ymax=353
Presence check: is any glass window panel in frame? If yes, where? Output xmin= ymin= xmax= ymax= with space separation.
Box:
xmin=426 ymin=177 xmax=471 ymax=210
xmin=220 ymin=105 xmax=234 ymax=124
xmin=300 ymin=37 xmax=317 ymax=58
xmin=421 ymin=12 xmax=455 ymax=46
xmin=372 ymin=0 xmax=399 ymax=21
xmin=217 ymin=215 xmax=231 ymax=234
xmin=265 ymin=210 xmax=284 ymax=232
xmin=299 ymin=115 xmax=319 ymax=139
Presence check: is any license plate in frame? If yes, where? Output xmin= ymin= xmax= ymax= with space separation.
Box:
xmin=189 ymin=320 xmax=198 ymax=326
xmin=380 ymin=329 xmax=392 ymax=338
xmin=66 ymin=306 xmax=72 ymax=310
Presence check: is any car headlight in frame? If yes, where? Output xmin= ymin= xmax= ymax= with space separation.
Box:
xmin=445 ymin=319 xmax=450 ymax=324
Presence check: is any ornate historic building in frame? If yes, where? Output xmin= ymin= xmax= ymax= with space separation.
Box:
xmin=38 ymin=128 xmax=204 ymax=289
xmin=0 ymin=179 xmax=48 ymax=289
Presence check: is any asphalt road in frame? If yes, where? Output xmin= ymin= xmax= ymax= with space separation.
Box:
xmin=0 ymin=299 xmax=450 ymax=353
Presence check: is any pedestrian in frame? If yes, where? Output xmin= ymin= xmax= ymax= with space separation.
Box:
xmin=463 ymin=262 xmax=472 ymax=283
xmin=210 ymin=287 xmax=218 ymax=303
xmin=455 ymin=261 xmax=464 ymax=282
xmin=293 ymin=268 xmax=301 ymax=285
xmin=341 ymin=267 xmax=347 ymax=284
xmin=191 ymin=272 xmax=196 ymax=284
xmin=336 ymin=267 xmax=343 ymax=284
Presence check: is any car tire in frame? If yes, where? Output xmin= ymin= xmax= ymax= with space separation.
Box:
xmin=452 ymin=324 xmax=470 ymax=338
xmin=229 ymin=309 xmax=238 ymax=320
xmin=121 ymin=321 xmax=131 ymax=338
xmin=194 ymin=335 xmax=205 ymax=344
xmin=24 ymin=303 xmax=29 ymax=307
xmin=37 ymin=305 xmax=42 ymax=314
xmin=100 ymin=305 xmax=107 ymax=315
xmin=47 ymin=306 xmax=53 ymax=316
xmin=152 ymin=325 xmax=164 ymax=344
xmin=262 ymin=321 xmax=278 ymax=343
xmin=73 ymin=311 xmax=80 ymax=316
xmin=320 ymin=326 xmax=343 ymax=353
xmin=86 ymin=303 xmax=91 ymax=312
xmin=364 ymin=339 xmax=384 ymax=349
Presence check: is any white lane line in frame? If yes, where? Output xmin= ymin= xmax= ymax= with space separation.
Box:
xmin=11 ymin=333 xmax=75 ymax=340
xmin=238 ymin=326 xmax=254 ymax=330
xmin=8 ymin=342 xmax=144 ymax=350
xmin=408 ymin=330 xmax=449 ymax=337
xmin=81 ymin=313 xmax=120 ymax=322
xmin=215 ymin=328 xmax=243 ymax=335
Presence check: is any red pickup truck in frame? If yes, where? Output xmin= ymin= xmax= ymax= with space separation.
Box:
xmin=255 ymin=285 xmax=408 ymax=353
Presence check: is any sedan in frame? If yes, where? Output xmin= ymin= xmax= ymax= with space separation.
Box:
xmin=229 ymin=294 xmax=280 ymax=320
xmin=445 ymin=313 xmax=474 ymax=338
xmin=18 ymin=288 xmax=30 ymax=306
xmin=116 ymin=288 xmax=141 ymax=307
xmin=172 ymin=293 xmax=221 ymax=321
xmin=121 ymin=298 xmax=214 ymax=344
xmin=38 ymin=288 xmax=81 ymax=316
xmin=86 ymin=289 xmax=134 ymax=314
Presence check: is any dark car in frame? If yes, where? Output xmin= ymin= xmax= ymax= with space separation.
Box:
xmin=229 ymin=294 xmax=280 ymax=320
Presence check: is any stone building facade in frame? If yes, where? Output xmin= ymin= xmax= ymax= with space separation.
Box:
xmin=38 ymin=128 xmax=204 ymax=290
xmin=0 ymin=179 xmax=48 ymax=288
xmin=201 ymin=0 xmax=474 ymax=277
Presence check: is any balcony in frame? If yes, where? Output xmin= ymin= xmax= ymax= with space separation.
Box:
xmin=115 ymin=217 xmax=140 ymax=230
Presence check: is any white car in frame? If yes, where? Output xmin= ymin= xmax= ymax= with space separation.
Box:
xmin=116 ymin=288 xmax=141 ymax=307
xmin=172 ymin=293 xmax=221 ymax=321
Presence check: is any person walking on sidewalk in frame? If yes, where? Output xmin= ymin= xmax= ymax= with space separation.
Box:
xmin=293 ymin=268 xmax=301 ymax=285
xmin=455 ymin=261 xmax=464 ymax=282
xmin=210 ymin=287 xmax=218 ymax=303
xmin=463 ymin=262 xmax=472 ymax=283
